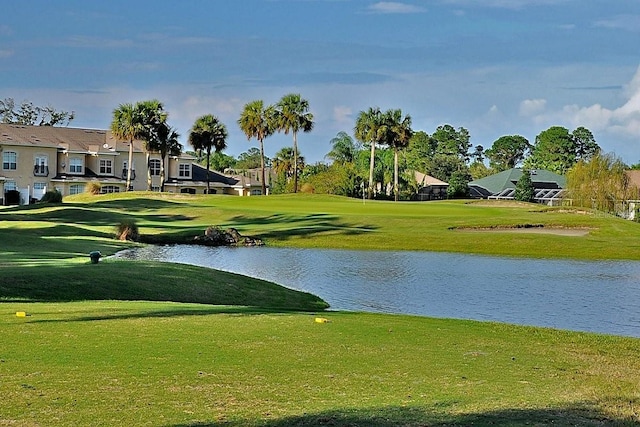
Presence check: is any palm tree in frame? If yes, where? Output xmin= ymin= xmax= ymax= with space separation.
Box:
xmin=188 ymin=114 xmax=228 ymax=194
xmin=111 ymin=103 xmax=144 ymax=191
xmin=238 ymin=100 xmax=275 ymax=195
xmin=136 ymin=99 xmax=167 ymax=191
xmin=327 ymin=131 xmax=357 ymax=164
xmin=275 ymin=94 xmax=314 ymax=193
xmin=382 ymin=109 xmax=413 ymax=202
xmin=354 ymin=107 xmax=383 ymax=199
xmin=154 ymin=122 xmax=182 ymax=192
xmin=273 ymin=147 xmax=304 ymax=187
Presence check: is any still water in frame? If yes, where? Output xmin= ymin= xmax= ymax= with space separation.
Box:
xmin=116 ymin=245 xmax=640 ymax=337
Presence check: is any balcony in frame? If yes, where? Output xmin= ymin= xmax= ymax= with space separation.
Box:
xmin=33 ymin=165 xmax=49 ymax=177
xmin=121 ymin=169 xmax=136 ymax=180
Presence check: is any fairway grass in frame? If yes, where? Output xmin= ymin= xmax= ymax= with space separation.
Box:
xmin=2 ymin=301 xmax=640 ymax=426
xmin=2 ymin=193 xmax=640 ymax=425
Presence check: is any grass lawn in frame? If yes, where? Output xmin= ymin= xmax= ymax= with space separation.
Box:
xmin=3 ymin=301 xmax=640 ymax=426
xmin=2 ymin=192 xmax=640 ymax=426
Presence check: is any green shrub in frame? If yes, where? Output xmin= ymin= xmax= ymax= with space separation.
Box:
xmin=115 ymin=219 xmax=139 ymax=241
xmin=39 ymin=189 xmax=63 ymax=204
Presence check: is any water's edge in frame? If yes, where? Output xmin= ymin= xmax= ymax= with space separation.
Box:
xmin=115 ymin=245 xmax=640 ymax=338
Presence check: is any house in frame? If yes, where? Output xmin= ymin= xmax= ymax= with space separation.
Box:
xmin=413 ymin=171 xmax=449 ymax=201
xmin=468 ymin=168 xmax=566 ymax=205
xmin=0 ymin=124 xmax=265 ymax=205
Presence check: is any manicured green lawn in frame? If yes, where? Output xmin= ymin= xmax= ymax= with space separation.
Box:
xmin=3 ymin=301 xmax=640 ymax=426
xmin=3 ymin=192 xmax=640 ymax=261
xmin=2 ymin=193 xmax=640 ymax=426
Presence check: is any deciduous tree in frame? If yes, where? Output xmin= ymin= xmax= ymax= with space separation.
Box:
xmin=567 ymin=152 xmax=633 ymax=214
xmin=485 ymin=135 xmax=531 ymax=172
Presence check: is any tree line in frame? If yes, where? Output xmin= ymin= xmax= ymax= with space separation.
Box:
xmin=9 ymin=95 xmax=628 ymax=211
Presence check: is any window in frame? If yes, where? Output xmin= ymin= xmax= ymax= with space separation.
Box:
xmin=33 ymin=182 xmax=47 ymax=190
xmin=100 ymin=185 xmax=120 ymax=194
xmin=150 ymin=159 xmax=161 ymax=176
xmin=3 ymin=151 xmax=17 ymax=170
xmin=69 ymin=158 xmax=83 ymax=174
xmin=178 ymin=164 xmax=191 ymax=178
xmin=69 ymin=184 xmax=85 ymax=195
xmin=4 ymin=180 xmax=16 ymax=191
xmin=122 ymin=161 xmax=136 ymax=179
xmin=34 ymin=156 xmax=48 ymax=176
xmin=251 ymin=189 xmax=262 ymax=196
xmin=99 ymin=159 xmax=113 ymax=175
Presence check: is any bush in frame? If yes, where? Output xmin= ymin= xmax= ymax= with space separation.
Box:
xmin=115 ymin=220 xmax=139 ymax=241
xmin=87 ymin=182 xmax=101 ymax=195
xmin=300 ymin=183 xmax=315 ymax=193
xmin=40 ymin=190 xmax=63 ymax=204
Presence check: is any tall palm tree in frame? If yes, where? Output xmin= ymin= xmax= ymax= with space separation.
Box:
xmin=354 ymin=107 xmax=383 ymax=199
xmin=136 ymin=99 xmax=168 ymax=191
xmin=382 ymin=109 xmax=413 ymax=202
xmin=111 ymin=103 xmax=144 ymax=191
xmin=275 ymin=94 xmax=314 ymax=193
xmin=188 ymin=114 xmax=228 ymax=194
xmin=238 ymin=100 xmax=275 ymax=195
xmin=154 ymin=122 xmax=182 ymax=192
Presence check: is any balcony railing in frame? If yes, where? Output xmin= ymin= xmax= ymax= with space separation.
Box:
xmin=121 ymin=169 xmax=136 ymax=180
xmin=33 ymin=165 xmax=49 ymax=177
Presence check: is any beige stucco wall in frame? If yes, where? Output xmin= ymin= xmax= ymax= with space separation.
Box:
xmin=1 ymin=144 xmax=58 ymax=201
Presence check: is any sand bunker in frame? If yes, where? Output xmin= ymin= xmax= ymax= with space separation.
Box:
xmin=457 ymin=227 xmax=591 ymax=236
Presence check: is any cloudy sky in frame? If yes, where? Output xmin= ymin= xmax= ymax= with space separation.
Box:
xmin=2 ymin=0 xmax=640 ymax=164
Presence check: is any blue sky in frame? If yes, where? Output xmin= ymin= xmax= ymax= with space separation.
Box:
xmin=2 ymin=0 xmax=640 ymax=164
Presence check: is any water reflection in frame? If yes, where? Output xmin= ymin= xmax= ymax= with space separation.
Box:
xmin=116 ymin=245 xmax=640 ymax=337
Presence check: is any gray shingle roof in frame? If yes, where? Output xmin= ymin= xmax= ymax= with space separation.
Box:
xmin=469 ymin=168 xmax=566 ymax=196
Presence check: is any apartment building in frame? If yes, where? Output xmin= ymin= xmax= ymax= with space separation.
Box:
xmin=0 ymin=124 xmax=263 ymax=205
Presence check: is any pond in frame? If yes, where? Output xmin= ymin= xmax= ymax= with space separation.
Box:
xmin=115 ymin=245 xmax=640 ymax=338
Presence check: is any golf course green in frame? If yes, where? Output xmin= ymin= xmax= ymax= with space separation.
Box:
xmin=2 ymin=192 xmax=639 ymax=426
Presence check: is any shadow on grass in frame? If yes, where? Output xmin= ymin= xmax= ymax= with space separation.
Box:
xmin=168 ymin=402 xmax=640 ymax=426
xmin=89 ymin=197 xmax=188 ymax=211
xmin=227 ymin=213 xmax=377 ymax=241
xmin=28 ymin=306 xmax=315 ymax=324
xmin=11 ymin=206 xmax=193 ymax=226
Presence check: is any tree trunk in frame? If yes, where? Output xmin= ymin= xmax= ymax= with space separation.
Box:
xmin=126 ymin=138 xmax=134 ymax=191
xmin=293 ymin=132 xmax=298 ymax=193
xmin=368 ymin=142 xmax=376 ymax=199
xmin=146 ymin=152 xmax=151 ymax=191
xmin=394 ymin=147 xmax=399 ymax=202
xmin=160 ymin=154 xmax=165 ymax=192
xmin=206 ymin=147 xmax=211 ymax=194
xmin=259 ymin=138 xmax=266 ymax=195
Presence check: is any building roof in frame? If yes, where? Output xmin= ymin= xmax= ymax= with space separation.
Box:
xmin=414 ymin=171 xmax=448 ymax=187
xmin=469 ymin=168 xmax=566 ymax=197
xmin=0 ymin=124 xmax=145 ymax=153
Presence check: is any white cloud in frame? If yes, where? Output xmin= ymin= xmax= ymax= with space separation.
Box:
xmin=524 ymin=66 xmax=640 ymax=154
xmin=367 ymin=2 xmax=427 ymax=14
xmin=332 ymin=105 xmax=353 ymax=125
xmin=519 ymin=99 xmax=546 ymax=116
xmin=441 ymin=0 xmax=570 ymax=9
xmin=594 ymin=14 xmax=640 ymax=32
